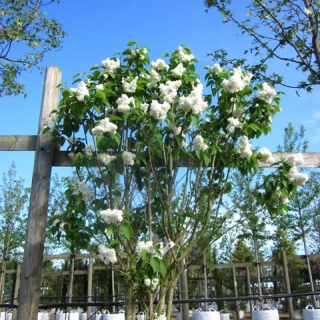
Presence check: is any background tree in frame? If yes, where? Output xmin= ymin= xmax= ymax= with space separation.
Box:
xmin=0 ymin=162 xmax=29 ymax=303
xmin=0 ymin=0 xmax=66 ymax=96
xmin=204 ymin=0 xmax=320 ymax=92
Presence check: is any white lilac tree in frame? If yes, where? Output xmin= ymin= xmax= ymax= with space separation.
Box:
xmin=46 ymin=42 xmax=308 ymax=320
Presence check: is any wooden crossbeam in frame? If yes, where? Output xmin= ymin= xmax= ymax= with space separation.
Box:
xmin=1 ymin=135 xmax=319 ymax=168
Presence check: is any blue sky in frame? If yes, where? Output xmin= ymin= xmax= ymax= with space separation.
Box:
xmin=1 ymin=0 xmax=319 ymax=186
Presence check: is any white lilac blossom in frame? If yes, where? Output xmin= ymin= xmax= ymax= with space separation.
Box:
xmin=280 ymin=194 xmax=289 ymax=205
xmin=177 ymin=46 xmax=194 ymax=62
xmin=100 ymin=208 xmax=123 ymax=224
xmin=226 ymin=117 xmax=241 ymax=134
xmin=179 ymin=83 xmax=207 ymax=115
xmin=98 ymin=244 xmax=117 ymax=264
xmin=140 ymin=103 xmax=149 ymax=112
xmin=101 ymin=58 xmax=120 ymax=72
xmin=259 ymin=147 xmax=275 ymax=163
xmin=168 ymin=122 xmax=182 ymax=135
xmin=193 ymin=135 xmax=209 ymax=151
xmin=238 ymin=136 xmax=252 ymax=159
xmin=91 ymin=118 xmax=118 ymax=136
xmin=151 ymin=59 xmax=169 ymax=70
xmin=159 ymin=80 xmax=182 ymax=104
xmin=78 ymin=181 xmax=93 ymax=202
xmin=122 ymin=151 xmax=136 ymax=166
xmin=96 ymin=84 xmax=104 ymax=91
xmin=151 ymin=278 xmax=159 ymax=290
xmin=85 ymin=143 xmax=95 ymax=158
xmin=144 ymin=278 xmax=151 ymax=287
xmin=97 ymin=153 xmax=116 ymax=165
xmin=150 ymin=100 xmax=170 ymax=121
xmin=116 ymin=94 xmax=135 ymax=112
xmin=70 ymin=81 xmax=89 ymax=102
xmin=212 ymin=63 xmax=222 ymax=75
xmin=257 ymin=82 xmax=276 ymax=104
xmin=136 ymin=240 xmax=156 ymax=255
xmin=286 ymin=153 xmax=304 ymax=167
xmin=222 ymin=67 xmax=252 ymax=93
xmin=122 ymin=76 xmax=138 ymax=93
xmin=286 ymin=167 xmax=309 ymax=186
xmin=171 ymin=63 xmax=186 ymax=76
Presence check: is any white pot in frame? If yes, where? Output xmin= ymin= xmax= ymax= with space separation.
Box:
xmin=220 ymin=312 xmax=230 ymax=320
xmin=252 ymin=307 xmax=279 ymax=320
xmin=232 ymin=310 xmax=245 ymax=320
xmin=303 ymin=305 xmax=320 ymax=320
xmin=193 ymin=308 xmax=220 ymax=320
xmin=0 ymin=312 xmax=12 ymax=320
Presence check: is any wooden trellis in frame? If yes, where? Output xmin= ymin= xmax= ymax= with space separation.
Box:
xmin=1 ymin=67 xmax=320 ymax=320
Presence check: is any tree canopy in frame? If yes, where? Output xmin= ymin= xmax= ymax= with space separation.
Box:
xmin=0 ymin=0 xmax=65 ymax=97
xmin=204 ymin=0 xmax=320 ymax=92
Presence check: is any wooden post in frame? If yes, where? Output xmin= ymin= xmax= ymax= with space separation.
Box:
xmin=232 ymin=267 xmax=240 ymax=320
xmin=17 ymin=67 xmax=62 ymax=320
xmin=282 ymin=251 xmax=293 ymax=319
xmin=87 ymin=259 xmax=93 ymax=317
xmin=179 ymin=259 xmax=189 ymax=320
xmin=12 ymin=264 xmax=21 ymax=320
xmin=245 ymin=266 xmax=252 ymax=312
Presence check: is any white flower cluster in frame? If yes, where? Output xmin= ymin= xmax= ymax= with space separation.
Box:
xmin=116 ymin=94 xmax=135 ymax=113
xmin=101 ymin=58 xmax=120 ymax=72
xmin=70 ymin=81 xmax=89 ymax=102
xmin=194 ymin=135 xmax=208 ymax=151
xmin=179 ymin=83 xmax=208 ymax=115
xmin=100 ymin=208 xmax=123 ymax=224
xmin=222 ymin=67 xmax=252 ymax=93
xmin=122 ymin=151 xmax=136 ymax=166
xmin=92 ymin=118 xmax=118 ymax=136
xmin=285 ymin=153 xmax=308 ymax=185
xmin=159 ymin=80 xmax=182 ymax=104
xmin=97 ymin=153 xmax=116 ymax=166
xmin=78 ymin=181 xmax=93 ymax=202
xmin=257 ymin=82 xmax=276 ymax=104
xmin=144 ymin=277 xmax=159 ymax=291
xmin=226 ymin=117 xmax=242 ymax=134
xmin=212 ymin=63 xmax=222 ymax=75
xmin=122 ymin=76 xmax=138 ymax=93
xmin=85 ymin=143 xmax=95 ymax=158
xmin=237 ymin=136 xmax=252 ymax=159
xmin=286 ymin=153 xmax=304 ymax=167
xmin=136 ymin=240 xmax=156 ymax=256
xmin=96 ymin=84 xmax=104 ymax=91
xmin=98 ymin=244 xmax=117 ymax=264
xmin=150 ymin=100 xmax=171 ymax=121
xmin=286 ymin=167 xmax=309 ymax=186
xmin=151 ymin=59 xmax=169 ymax=70
xmin=171 ymin=63 xmax=186 ymax=77
xmin=177 ymin=46 xmax=194 ymax=62
xmin=258 ymin=147 xmax=275 ymax=163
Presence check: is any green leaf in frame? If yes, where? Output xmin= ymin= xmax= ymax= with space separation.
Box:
xmin=120 ymin=224 xmax=133 ymax=240
xmin=159 ymin=260 xmax=167 ymax=278
xmin=106 ymin=225 xmax=114 ymax=236
xmin=150 ymin=257 xmax=160 ymax=272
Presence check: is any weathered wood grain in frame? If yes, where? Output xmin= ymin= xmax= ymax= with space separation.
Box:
xmin=17 ymin=67 xmax=62 ymax=320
